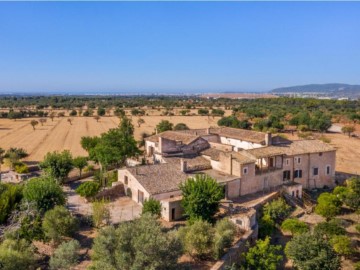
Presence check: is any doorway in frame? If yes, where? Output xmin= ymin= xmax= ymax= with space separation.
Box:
xmin=171 ymin=208 xmax=176 ymax=221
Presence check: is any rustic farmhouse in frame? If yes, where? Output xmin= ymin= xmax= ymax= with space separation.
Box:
xmin=117 ymin=127 xmax=336 ymax=221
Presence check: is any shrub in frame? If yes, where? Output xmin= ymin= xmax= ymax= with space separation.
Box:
xmin=281 ymin=218 xmax=309 ymax=235
xmin=173 ymin=123 xmax=190 ymax=130
xmin=23 ymin=177 xmax=65 ymax=213
xmin=263 ymin=198 xmax=291 ymax=223
xmin=355 ymin=224 xmax=360 ymax=233
xmin=330 ymin=235 xmax=354 ymax=256
xmin=285 ymin=233 xmax=340 ymax=270
xmin=178 ymin=219 xmax=214 ymax=259
xmin=258 ymin=214 xmax=275 ymax=239
xmin=0 ymin=183 xmax=23 ymax=224
xmin=14 ymin=162 xmax=29 ymax=174
xmin=92 ymin=199 xmax=110 ymax=228
xmin=76 ymin=181 xmax=100 ymax=198
xmin=49 ymin=240 xmax=81 ymax=270
xmin=314 ymin=219 xmax=346 ymax=238
xmin=142 ymin=198 xmax=161 ymax=217
xmin=243 ymin=237 xmax=283 ymax=270
xmin=0 ymin=239 xmax=36 ymax=270
xmin=90 ymin=214 xmax=181 ymax=270
xmin=42 ymin=206 xmax=77 ymax=243
xmin=213 ymin=219 xmax=237 ymax=259
xmin=355 ymin=262 xmax=360 ymax=270
xmin=315 ymin=192 xmax=342 ymax=220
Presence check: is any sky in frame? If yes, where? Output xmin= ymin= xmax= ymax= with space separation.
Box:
xmin=0 ymin=2 xmax=359 ymax=94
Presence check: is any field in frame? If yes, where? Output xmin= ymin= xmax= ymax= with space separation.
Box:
xmin=1 ymin=110 xmax=360 ymax=176
xmin=0 ymin=114 xmax=222 ymax=164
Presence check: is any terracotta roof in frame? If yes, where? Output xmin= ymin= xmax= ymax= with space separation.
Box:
xmin=201 ymin=148 xmax=224 ymax=161
xmin=282 ymin=140 xmax=335 ymax=155
xmin=231 ymin=151 xmax=257 ymax=164
xmin=164 ymin=156 xmax=212 ymax=172
xmin=145 ymin=131 xmax=200 ymax=144
xmin=126 ymin=164 xmax=188 ymax=195
xmin=244 ymin=140 xmax=335 ymax=158
xmin=212 ymin=127 xmax=267 ymax=144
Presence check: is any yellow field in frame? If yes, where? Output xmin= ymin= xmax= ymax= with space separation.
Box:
xmin=0 ymin=115 xmax=221 ymax=163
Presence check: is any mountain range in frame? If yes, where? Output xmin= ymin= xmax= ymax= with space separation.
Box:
xmin=271 ymin=83 xmax=360 ymax=96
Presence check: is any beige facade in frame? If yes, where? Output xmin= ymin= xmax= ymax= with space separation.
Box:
xmin=119 ymin=127 xmax=337 ymax=221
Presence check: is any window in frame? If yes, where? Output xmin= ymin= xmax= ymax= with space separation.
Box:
xmin=326 ymin=165 xmax=331 ymax=175
xmin=319 ymin=152 xmax=323 ymax=157
xmin=243 ymin=167 xmax=248 ymax=175
xmin=313 ymin=167 xmax=319 ymax=176
xmin=283 ymin=170 xmax=291 ymax=181
xmin=294 ymin=170 xmax=302 ymax=178
xmin=295 ymin=157 xmax=301 ymax=164
xmin=236 ymin=219 xmax=243 ymax=225
xmin=285 ymin=159 xmax=290 ymax=166
xmin=124 ymin=175 xmax=128 ymax=185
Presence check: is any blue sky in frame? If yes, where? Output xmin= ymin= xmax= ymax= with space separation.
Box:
xmin=0 ymin=2 xmax=359 ymax=94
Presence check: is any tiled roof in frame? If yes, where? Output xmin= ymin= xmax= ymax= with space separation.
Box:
xmin=212 ymin=127 xmax=267 ymax=144
xmin=244 ymin=140 xmax=335 ymax=158
xmin=201 ymin=148 xmax=223 ymax=161
xmin=231 ymin=151 xmax=257 ymax=164
xmin=126 ymin=164 xmax=188 ymax=195
xmin=145 ymin=131 xmax=200 ymax=145
xmin=164 ymin=156 xmax=212 ymax=172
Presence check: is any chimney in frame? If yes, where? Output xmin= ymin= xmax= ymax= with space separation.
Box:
xmin=180 ymin=158 xmax=187 ymax=172
xmin=206 ymin=128 xmax=210 ymax=135
xmin=158 ymin=137 xmax=163 ymax=153
xmin=265 ymin=133 xmax=272 ymax=146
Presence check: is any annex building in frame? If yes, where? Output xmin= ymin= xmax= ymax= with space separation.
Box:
xmin=117 ymin=127 xmax=336 ymax=221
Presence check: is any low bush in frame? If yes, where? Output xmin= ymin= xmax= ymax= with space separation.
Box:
xmin=281 ymin=218 xmax=309 ymax=235
xmin=213 ymin=219 xmax=237 ymax=259
xmin=49 ymin=239 xmax=81 ymax=270
xmin=14 ymin=162 xmax=29 ymax=174
xmin=142 ymin=198 xmax=161 ymax=217
xmin=76 ymin=181 xmax=100 ymax=198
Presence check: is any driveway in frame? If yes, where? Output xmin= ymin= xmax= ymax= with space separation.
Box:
xmin=64 ymin=178 xmax=141 ymax=224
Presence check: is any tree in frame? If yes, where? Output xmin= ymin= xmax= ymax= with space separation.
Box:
xmin=42 ymin=206 xmax=77 ymax=244
xmin=39 ymin=118 xmax=47 ymax=126
xmin=315 ymin=192 xmax=342 ymax=220
xmin=114 ymin=107 xmax=125 ymax=117
xmin=137 ymin=118 xmax=145 ymax=128
xmin=89 ymin=118 xmax=140 ymax=172
xmin=258 ymin=214 xmax=275 ymax=239
xmin=156 ymin=120 xmax=173 ymax=133
xmin=23 ymin=177 xmax=65 ymax=213
xmin=0 ymin=239 xmax=36 ymax=270
xmin=281 ymin=218 xmax=309 ymax=235
xmin=330 ymin=235 xmax=354 ymax=257
xmin=285 ymin=233 xmax=340 ymax=270
xmin=49 ymin=240 xmax=81 ymax=270
xmin=90 ymin=213 xmax=181 ymax=270
xmin=341 ymin=125 xmax=355 ymax=137
xmin=30 ymin=120 xmax=39 ymax=130
xmin=4 ymin=148 xmax=28 ymax=170
xmin=49 ymin=112 xmax=56 ymax=121
xmin=218 ymin=116 xmax=251 ymax=129
xmin=92 ymin=199 xmax=111 ymax=228
xmin=40 ymin=150 xmax=73 ymax=183
xmin=242 ymin=237 xmax=283 ymax=270
xmin=174 ymin=123 xmax=190 ymax=130
xmin=263 ymin=198 xmax=291 ymax=223
xmin=211 ymin=109 xmax=225 ymax=117
xmin=97 ymin=107 xmax=106 ymax=116
xmin=178 ymin=219 xmax=214 ymax=259
xmin=93 ymin=115 xmax=100 ymax=122
xmin=80 ymin=136 xmax=100 ymax=153
xmin=213 ymin=219 xmax=237 ymax=259
xmin=179 ymin=174 xmax=224 ymax=222
xmin=69 ymin=109 xmax=77 ymax=116
xmin=198 ymin=108 xmax=209 ymax=116
xmin=72 ymin=156 xmax=87 ymax=178
xmin=0 ymin=147 xmax=5 ymax=182
xmin=314 ymin=219 xmax=346 ymax=238
xmin=76 ymin=181 xmax=100 ymax=198
xmin=142 ymin=198 xmax=161 ymax=217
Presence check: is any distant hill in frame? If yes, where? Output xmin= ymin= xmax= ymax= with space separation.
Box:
xmin=271 ymin=83 xmax=360 ymax=95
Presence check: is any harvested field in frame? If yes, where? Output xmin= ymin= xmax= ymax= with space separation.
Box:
xmin=0 ymin=115 xmax=221 ymax=164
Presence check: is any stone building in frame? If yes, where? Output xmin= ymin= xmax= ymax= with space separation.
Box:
xmin=118 ymin=127 xmax=336 ymax=221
